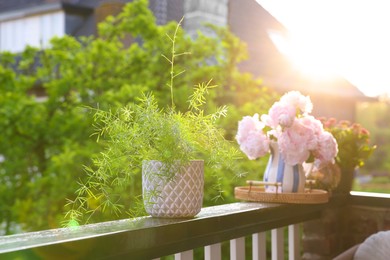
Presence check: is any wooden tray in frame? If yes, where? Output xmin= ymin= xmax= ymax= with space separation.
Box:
xmin=234 ymin=181 xmax=329 ymax=204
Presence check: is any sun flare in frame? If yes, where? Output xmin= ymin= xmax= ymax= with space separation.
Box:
xmin=269 ymin=31 xmax=338 ymax=79
xmin=258 ymin=0 xmax=390 ymax=97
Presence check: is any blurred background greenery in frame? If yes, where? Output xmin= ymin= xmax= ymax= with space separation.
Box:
xmin=0 ymin=0 xmax=276 ymax=234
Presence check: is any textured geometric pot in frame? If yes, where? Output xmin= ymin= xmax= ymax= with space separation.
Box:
xmin=142 ymin=160 xmax=204 ymax=218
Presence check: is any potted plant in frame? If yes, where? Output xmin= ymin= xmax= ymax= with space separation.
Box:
xmin=236 ymin=91 xmax=338 ymax=193
xmin=310 ymin=118 xmax=376 ymax=193
xmin=64 ymin=20 xmax=238 ymax=224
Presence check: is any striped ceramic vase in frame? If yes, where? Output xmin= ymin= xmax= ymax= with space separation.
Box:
xmin=263 ymin=142 xmax=305 ymax=193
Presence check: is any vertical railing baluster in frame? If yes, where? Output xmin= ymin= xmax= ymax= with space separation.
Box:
xmin=252 ymin=232 xmax=267 ymax=260
xmin=230 ymin=237 xmax=245 ymax=260
xmin=175 ymin=250 xmax=193 ymax=260
xmin=271 ymin=228 xmax=284 ymax=260
xmin=289 ymin=224 xmax=300 ymax=260
xmin=205 ymin=243 xmax=221 ymax=260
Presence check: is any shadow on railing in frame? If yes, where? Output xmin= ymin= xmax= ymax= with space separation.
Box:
xmin=0 ymin=192 xmax=388 ymax=260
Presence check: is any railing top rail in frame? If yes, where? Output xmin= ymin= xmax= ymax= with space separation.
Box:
xmin=2 ymin=192 xmax=388 ymax=259
xmin=0 ymin=202 xmax=325 ymax=259
xmin=350 ymin=191 xmax=390 ymax=208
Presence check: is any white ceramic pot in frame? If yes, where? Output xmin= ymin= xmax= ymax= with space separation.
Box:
xmin=263 ymin=142 xmax=305 ymax=193
xmin=142 ymin=160 xmax=204 ymax=218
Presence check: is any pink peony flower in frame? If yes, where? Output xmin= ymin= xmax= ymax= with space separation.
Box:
xmin=238 ymin=131 xmax=270 ymax=160
xmin=278 ymin=119 xmax=316 ymax=165
xmin=264 ymin=101 xmax=296 ymax=128
xmin=314 ymin=131 xmax=338 ymax=168
xmin=236 ymin=114 xmax=262 ymax=143
xmin=236 ymin=91 xmax=338 ymax=166
xmin=236 ymin=114 xmax=270 ymax=160
xmin=300 ymin=115 xmax=323 ymax=135
xmin=280 ymin=90 xmax=313 ymax=114
xmin=298 ymin=115 xmax=324 ymax=150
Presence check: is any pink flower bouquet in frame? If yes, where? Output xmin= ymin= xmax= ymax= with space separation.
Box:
xmin=236 ymin=91 xmax=338 ymax=168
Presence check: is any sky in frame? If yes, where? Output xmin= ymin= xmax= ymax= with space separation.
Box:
xmin=256 ymin=0 xmax=390 ymax=97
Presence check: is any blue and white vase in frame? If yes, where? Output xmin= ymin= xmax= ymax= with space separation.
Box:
xmin=263 ymin=142 xmax=305 ymax=193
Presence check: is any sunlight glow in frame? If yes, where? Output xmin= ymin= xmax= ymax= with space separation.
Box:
xmin=268 ymin=30 xmax=338 ymax=79
xmin=257 ymin=0 xmax=390 ymax=97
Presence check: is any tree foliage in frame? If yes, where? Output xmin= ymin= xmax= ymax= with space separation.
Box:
xmin=357 ymin=101 xmax=390 ymax=174
xmin=0 ymin=0 xmax=275 ymax=234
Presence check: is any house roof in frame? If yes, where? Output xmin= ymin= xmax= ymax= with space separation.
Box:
xmin=0 ymin=0 xmax=46 ymax=13
xmin=0 ymin=0 xmax=131 ymax=14
xmin=263 ymin=74 xmax=375 ymax=101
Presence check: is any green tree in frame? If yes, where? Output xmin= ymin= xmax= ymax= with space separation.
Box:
xmin=0 ymin=0 xmax=275 ymax=234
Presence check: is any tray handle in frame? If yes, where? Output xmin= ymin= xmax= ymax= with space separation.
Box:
xmin=246 ymin=180 xmax=317 ymax=194
xmin=246 ymin=180 xmax=281 ymax=194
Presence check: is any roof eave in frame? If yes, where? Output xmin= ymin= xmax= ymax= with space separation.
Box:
xmin=0 ymin=3 xmax=93 ymax=22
